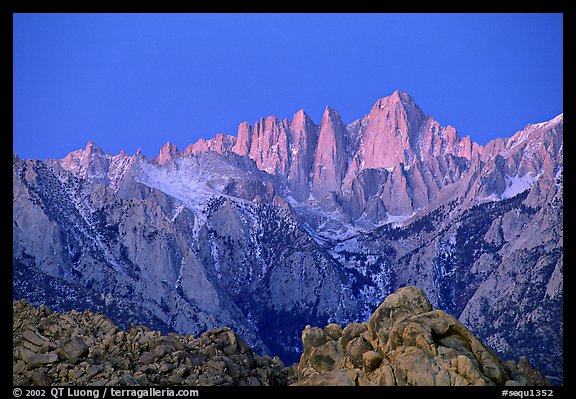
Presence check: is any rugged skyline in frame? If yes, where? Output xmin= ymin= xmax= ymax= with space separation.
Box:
xmin=13 ymin=13 xmax=563 ymax=160
xmin=13 ymin=91 xmax=563 ymax=383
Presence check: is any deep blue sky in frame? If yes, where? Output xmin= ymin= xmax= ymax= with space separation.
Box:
xmin=13 ymin=13 xmax=563 ymax=160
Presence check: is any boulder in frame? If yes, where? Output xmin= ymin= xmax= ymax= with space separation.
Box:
xmin=292 ymin=286 xmax=549 ymax=386
xmin=362 ymin=351 xmax=382 ymax=372
xmin=61 ymin=337 xmax=88 ymax=363
xmin=344 ymin=336 xmax=372 ymax=368
xmin=367 ymin=286 xmax=432 ymax=351
xmin=324 ymin=323 xmax=343 ymax=341
xmin=308 ymin=341 xmax=344 ymax=373
xmin=340 ymin=322 xmax=367 ymax=350
xmin=301 ymin=326 xmax=328 ymax=352
xmin=138 ymin=352 xmax=156 ymax=365
xmin=27 ymin=353 xmax=58 ymax=369
xmin=22 ymin=330 xmax=49 ymax=347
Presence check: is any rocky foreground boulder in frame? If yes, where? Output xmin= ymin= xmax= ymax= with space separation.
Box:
xmin=13 ymin=300 xmax=295 ymax=386
xmin=295 ymin=286 xmax=548 ymax=386
xmin=13 ymin=286 xmax=548 ymax=386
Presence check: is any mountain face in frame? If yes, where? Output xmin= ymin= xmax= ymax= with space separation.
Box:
xmin=13 ymin=91 xmax=563 ymax=383
xmin=13 ymin=149 xmax=361 ymax=362
xmin=311 ymin=107 xmax=348 ymax=194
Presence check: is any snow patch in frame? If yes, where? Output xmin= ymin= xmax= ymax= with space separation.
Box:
xmin=386 ymin=212 xmax=415 ymax=227
xmin=134 ymin=155 xmax=249 ymax=213
xmin=477 ymin=173 xmax=540 ymax=203
xmin=501 ymin=174 xmax=538 ymax=199
xmin=285 ymin=195 xmax=298 ymax=205
xmin=170 ymin=203 xmax=185 ymax=222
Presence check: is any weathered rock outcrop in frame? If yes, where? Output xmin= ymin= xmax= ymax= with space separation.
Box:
xmin=13 ymin=288 xmax=550 ymax=387
xmin=183 ymin=133 xmax=236 ymax=156
xmin=156 ymin=142 xmax=180 ymax=165
xmin=294 ymin=286 xmax=548 ymax=386
xmin=13 ymin=300 xmax=296 ymax=386
xmin=248 ymin=116 xmax=292 ymax=176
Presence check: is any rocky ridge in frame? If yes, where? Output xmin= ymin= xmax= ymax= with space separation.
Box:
xmin=13 ymin=299 xmax=294 ymax=386
xmin=13 ymin=287 xmax=547 ymax=386
xmin=13 ymin=90 xmax=563 ymax=383
xmin=146 ymin=91 xmax=561 ymax=236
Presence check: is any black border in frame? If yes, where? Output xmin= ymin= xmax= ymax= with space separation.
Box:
xmin=6 ymin=1 xmax=568 ymax=13
xmin=5 ymin=385 xmax=571 ymax=398
xmin=6 ymin=1 xmax=569 ymax=396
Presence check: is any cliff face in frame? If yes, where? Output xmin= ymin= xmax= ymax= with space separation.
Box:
xmin=310 ymin=107 xmax=349 ymax=194
xmin=13 ymin=91 xmax=563 ymax=383
xmin=287 ymin=109 xmax=318 ymax=201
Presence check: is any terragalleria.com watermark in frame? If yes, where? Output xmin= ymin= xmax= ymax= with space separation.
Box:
xmin=13 ymin=387 xmax=199 ymax=399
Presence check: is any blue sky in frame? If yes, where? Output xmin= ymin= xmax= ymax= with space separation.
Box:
xmin=13 ymin=13 xmax=563 ymax=160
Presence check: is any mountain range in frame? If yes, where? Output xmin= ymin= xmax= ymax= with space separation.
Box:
xmin=12 ymin=90 xmax=563 ymax=383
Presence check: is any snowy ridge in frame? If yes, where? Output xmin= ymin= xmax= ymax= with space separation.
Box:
xmin=53 ymin=167 xmax=129 ymax=277
xmin=134 ymin=154 xmax=252 ymax=212
xmin=503 ymin=113 xmax=563 ymax=158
